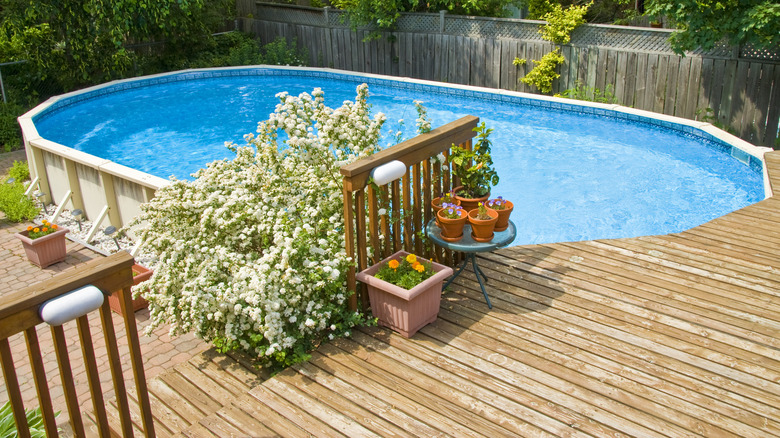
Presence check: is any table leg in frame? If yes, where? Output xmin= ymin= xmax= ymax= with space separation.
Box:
xmin=470 ymin=254 xmax=493 ymax=309
xmin=443 ymin=257 xmax=469 ymax=290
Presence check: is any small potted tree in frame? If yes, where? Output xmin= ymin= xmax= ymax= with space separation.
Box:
xmin=450 ymin=122 xmax=500 ymax=211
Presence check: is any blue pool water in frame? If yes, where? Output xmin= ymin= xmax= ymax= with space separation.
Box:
xmin=34 ymin=69 xmax=764 ymax=246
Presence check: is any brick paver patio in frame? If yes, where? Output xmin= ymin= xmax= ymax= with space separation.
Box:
xmin=0 ymin=149 xmax=210 ymax=431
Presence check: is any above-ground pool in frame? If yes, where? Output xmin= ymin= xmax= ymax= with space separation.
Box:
xmin=29 ymin=67 xmax=767 ymax=246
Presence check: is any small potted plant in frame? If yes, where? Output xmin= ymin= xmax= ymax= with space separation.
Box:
xmin=15 ymin=220 xmax=69 ymax=268
xmin=486 ymin=196 xmax=514 ymax=231
xmin=356 ymin=251 xmax=454 ymax=338
xmin=108 ymin=263 xmax=153 ymax=314
xmin=436 ymin=203 xmax=467 ymax=242
xmin=449 ymin=122 xmax=500 ymax=211
xmin=431 ymin=191 xmax=460 ymax=224
xmin=468 ymin=202 xmax=499 ymax=242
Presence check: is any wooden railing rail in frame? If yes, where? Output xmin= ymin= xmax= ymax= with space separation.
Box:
xmin=0 ymin=252 xmax=155 ymax=437
xmin=341 ymin=115 xmax=479 ymax=311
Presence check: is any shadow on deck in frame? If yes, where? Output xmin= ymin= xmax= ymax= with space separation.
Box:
xmin=101 ymin=151 xmax=780 ymax=437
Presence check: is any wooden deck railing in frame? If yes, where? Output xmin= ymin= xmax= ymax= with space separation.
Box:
xmin=0 ymin=252 xmax=154 ymax=437
xmin=340 ymin=115 xmax=479 ymax=311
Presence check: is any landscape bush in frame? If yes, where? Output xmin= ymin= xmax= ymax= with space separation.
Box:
xmin=129 ymin=84 xmax=385 ymax=369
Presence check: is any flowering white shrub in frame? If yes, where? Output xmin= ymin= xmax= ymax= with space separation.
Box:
xmin=129 ymin=84 xmax=386 ymax=368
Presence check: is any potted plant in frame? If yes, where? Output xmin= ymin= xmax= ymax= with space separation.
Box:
xmin=450 ymin=122 xmax=500 ymax=211
xmin=431 ymin=191 xmax=460 ymax=225
xmin=468 ymin=202 xmax=499 ymax=242
xmin=108 ymin=263 xmax=153 ymax=314
xmin=486 ymin=196 xmax=514 ymax=231
xmin=356 ymin=251 xmax=454 ymax=338
xmin=436 ymin=203 xmax=467 ymax=242
xmin=15 ymin=220 xmax=69 ymax=268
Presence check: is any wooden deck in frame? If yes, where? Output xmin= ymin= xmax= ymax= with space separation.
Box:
xmin=102 ymin=150 xmax=780 ymax=437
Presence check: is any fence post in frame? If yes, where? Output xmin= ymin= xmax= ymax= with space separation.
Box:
xmin=439 ymin=10 xmax=446 ymax=34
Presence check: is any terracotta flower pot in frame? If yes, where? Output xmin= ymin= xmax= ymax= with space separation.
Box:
xmin=487 ymin=199 xmax=514 ymax=232
xmin=468 ymin=208 xmax=499 ymax=242
xmin=108 ymin=264 xmax=152 ymax=315
xmin=453 ymin=185 xmax=490 ymax=212
xmin=356 ymin=250 xmax=454 ymax=338
xmin=436 ymin=207 xmax=467 ymax=242
xmin=15 ymin=227 xmax=69 ymax=268
xmin=431 ymin=196 xmax=460 ymax=226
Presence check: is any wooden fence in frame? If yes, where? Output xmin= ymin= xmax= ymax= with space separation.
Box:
xmin=0 ymin=252 xmax=154 ymax=437
xmin=340 ymin=116 xmax=478 ymax=311
xmin=240 ymin=2 xmax=779 ymax=149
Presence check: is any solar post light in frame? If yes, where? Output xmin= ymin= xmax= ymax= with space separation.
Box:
xmin=35 ymin=191 xmax=48 ymax=214
xmin=71 ymin=209 xmax=83 ymax=231
xmin=104 ymin=225 xmax=121 ymax=250
xmin=6 ymin=177 xmax=14 ymax=184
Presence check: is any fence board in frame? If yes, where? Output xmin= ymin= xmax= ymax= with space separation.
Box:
xmin=675 ymin=57 xmax=692 ymax=118
xmin=648 ymin=54 xmax=662 ymax=112
xmin=729 ymin=61 xmax=750 ymax=132
xmin=740 ymin=63 xmax=762 ymax=141
xmin=634 ymin=53 xmax=648 ymax=109
xmin=663 ymin=56 xmax=680 ymax=116
xmin=472 ymin=38 xmax=485 ymax=86
xmin=684 ymin=57 xmax=702 ymax=120
xmin=718 ymin=60 xmax=738 ymax=127
xmin=697 ymin=58 xmax=714 ymax=114
xmin=754 ymin=64 xmax=775 ymax=145
xmin=613 ymin=51 xmax=627 ymax=104
xmin=766 ymin=67 xmax=780 ymax=148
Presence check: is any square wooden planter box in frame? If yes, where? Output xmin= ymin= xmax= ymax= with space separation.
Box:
xmin=108 ymin=264 xmax=152 ymax=315
xmin=356 ymin=251 xmax=453 ymax=338
xmin=15 ymin=227 xmax=69 ymax=268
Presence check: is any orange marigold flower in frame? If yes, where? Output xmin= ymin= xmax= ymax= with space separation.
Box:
xmin=388 ymin=260 xmax=400 ymax=269
xmin=51 ymin=224 xmax=58 ymax=230
xmin=405 ymin=254 xmax=417 ymax=264
xmin=41 ymin=227 xmax=48 ymax=233
xmin=414 ymin=264 xmax=425 ymax=273
xmin=27 ymin=226 xmax=33 ymax=231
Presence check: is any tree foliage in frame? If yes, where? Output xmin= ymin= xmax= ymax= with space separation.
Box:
xmin=0 ymin=0 xmax=232 ymax=90
xmin=645 ymin=0 xmax=780 ymax=53
xmin=331 ymin=0 xmax=521 ymax=36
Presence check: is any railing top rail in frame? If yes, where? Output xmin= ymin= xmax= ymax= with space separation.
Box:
xmin=0 ymin=252 xmax=134 ymax=338
xmin=340 ymin=115 xmax=479 ymax=191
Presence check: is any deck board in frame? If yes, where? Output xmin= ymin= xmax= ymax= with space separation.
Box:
xmin=107 ymin=150 xmax=780 ymax=437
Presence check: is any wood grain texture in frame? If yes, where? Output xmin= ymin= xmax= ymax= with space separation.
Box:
xmin=112 ymin=150 xmax=780 ymax=437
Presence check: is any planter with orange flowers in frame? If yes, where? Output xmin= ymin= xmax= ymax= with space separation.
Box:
xmin=15 ymin=221 xmax=69 ymax=268
xmin=356 ymin=250 xmax=453 ymax=338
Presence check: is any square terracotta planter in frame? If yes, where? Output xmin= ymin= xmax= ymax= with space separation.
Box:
xmin=108 ymin=264 xmax=152 ymax=314
xmin=356 ymin=250 xmax=453 ymax=338
xmin=15 ymin=227 xmax=70 ymax=268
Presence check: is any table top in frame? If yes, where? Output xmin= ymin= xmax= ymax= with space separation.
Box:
xmin=425 ymin=219 xmax=516 ymax=253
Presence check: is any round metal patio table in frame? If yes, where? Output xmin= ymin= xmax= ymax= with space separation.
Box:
xmin=425 ymin=219 xmax=516 ymax=309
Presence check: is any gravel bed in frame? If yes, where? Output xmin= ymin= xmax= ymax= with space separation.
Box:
xmin=34 ymin=203 xmax=157 ymax=269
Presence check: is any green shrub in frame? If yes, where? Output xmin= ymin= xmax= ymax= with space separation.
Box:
xmin=0 ymin=401 xmax=52 ymax=437
xmin=0 ymin=103 xmax=24 ymax=153
xmin=556 ymin=80 xmax=617 ymax=104
xmin=521 ymin=49 xmax=565 ymax=94
xmin=0 ymin=181 xmax=39 ymax=223
xmin=539 ymin=2 xmax=592 ymax=45
xmin=8 ymin=160 xmax=30 ymax=182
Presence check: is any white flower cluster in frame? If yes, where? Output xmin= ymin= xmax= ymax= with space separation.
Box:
xmin=413 ymin=100 xmax=432 ymax=134
xmin=129 ymin=84 xmax=386 ymax=367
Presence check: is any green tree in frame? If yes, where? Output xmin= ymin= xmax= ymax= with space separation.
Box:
xmin=0 ymin=0 xmax=232 ymax=90
xmin=331 ymin=0 xmax=521 ymax=37
xmin=645 ymin=0 xmax=780 ymax=53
